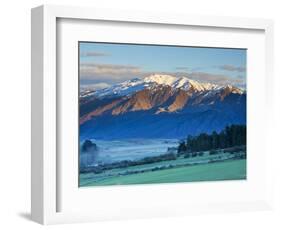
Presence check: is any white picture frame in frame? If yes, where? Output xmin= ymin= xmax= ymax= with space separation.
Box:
xmin=31 ymin=4 xmax=274 ymax=225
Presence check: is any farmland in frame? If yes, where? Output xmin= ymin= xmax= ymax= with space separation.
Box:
xmin=79 ymin=149 xmax=246 ymax=187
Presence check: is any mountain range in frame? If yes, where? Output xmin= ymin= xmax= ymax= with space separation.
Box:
xmin=80 ymin=74 xmax=246 ymax=139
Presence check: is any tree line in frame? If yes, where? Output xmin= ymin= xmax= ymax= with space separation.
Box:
xmin=178 ymin=125 xmax=246 ymax=153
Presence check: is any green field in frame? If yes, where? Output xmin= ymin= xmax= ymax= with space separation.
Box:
xmin=80 ymin=159 xmax=246 ymax=187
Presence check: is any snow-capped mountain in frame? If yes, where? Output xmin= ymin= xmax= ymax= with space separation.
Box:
xmin=82 ymin=74 xmax=243 ymax=99
xmin=80 ymin=74 xmax=246 ymax=139
xmin=142 ymin=74 xmax=221 ymax=91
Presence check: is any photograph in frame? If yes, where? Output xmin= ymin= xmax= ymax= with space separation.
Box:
xmin=78 ymin=42 xmax=247 ymax=187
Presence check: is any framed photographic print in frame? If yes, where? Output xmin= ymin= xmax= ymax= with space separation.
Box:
xmin=78 ymin=42 xmax=247 ymax=187
xmin=31 ymin=5 xmax=274 ymax=225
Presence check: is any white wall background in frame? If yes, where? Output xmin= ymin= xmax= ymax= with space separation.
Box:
xmin=0 ymin=0 xmax=280 ymax=229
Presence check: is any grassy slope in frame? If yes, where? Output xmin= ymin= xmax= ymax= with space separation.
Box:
xmin=81 ymin=159 xmax=246 ymax=186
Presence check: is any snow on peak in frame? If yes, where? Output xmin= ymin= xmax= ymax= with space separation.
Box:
xmin=143 ymin=74 xmax=219 ymax=92
xmin=94 ymin=78 xmax=145 ymax=98
xmin=91 ymin=74 xmax=243 ymax=98
xmin=143 ymin=74 xmax=178 ymax=85
xmin=224 ymin=84 xmax=244 ymax=94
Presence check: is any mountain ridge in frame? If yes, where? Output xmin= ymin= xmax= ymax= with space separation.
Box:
xmin=81 ymin=74 xmax=244 ymax=99
xmin=80 ymin=74 xmax=246 ymax=139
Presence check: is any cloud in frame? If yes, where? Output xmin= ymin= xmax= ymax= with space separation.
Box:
xmin=80 ymin=82 xmax=111 ymax=90
xmin=186 ymin=71 xmax=245 ymax=88
xmin=80 ymin=62 xmax=246 ymax=89
xmin=80 ymin=62 xmax=143 ymax=82
xmin=218 ymin=65 xmax=246 ymax=72
xmin=80 ymin=51 xmax=109 ymax=57
xmin=175 ymin=67 xmax=189 ymax=71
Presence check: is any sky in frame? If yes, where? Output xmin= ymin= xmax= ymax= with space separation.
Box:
xmin=79 ymin=42 xmax=246 ymax=90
